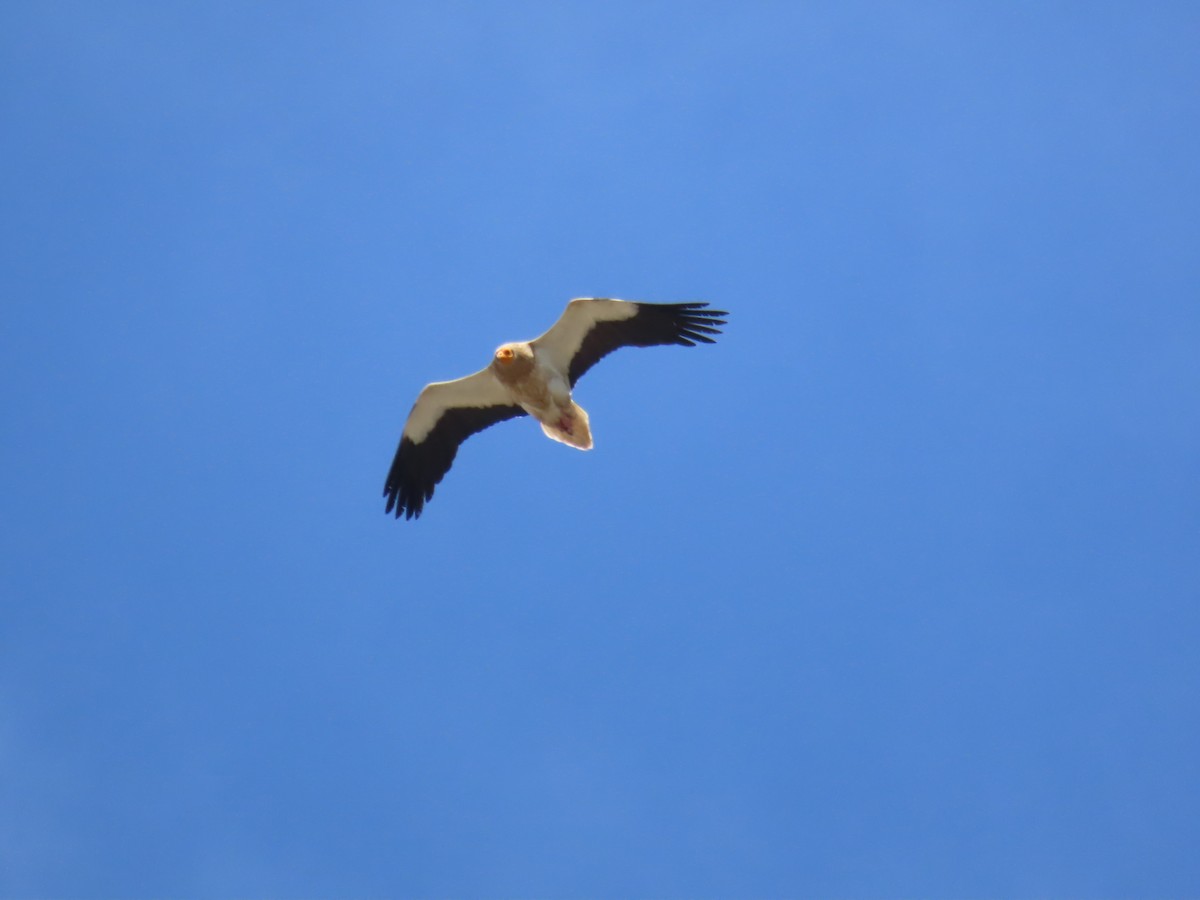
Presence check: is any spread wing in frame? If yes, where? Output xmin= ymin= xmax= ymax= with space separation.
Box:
xmin=531 ymin=298 xmax=728 ymax=386
xmin=383 ymin=368 xmax=526 ymax=520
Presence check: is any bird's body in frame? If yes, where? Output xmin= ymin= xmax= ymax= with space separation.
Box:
xmin=384 ymin=298 xmax=727 ymax=519
xmin=490 ymin=341 xmax=592 ymax=449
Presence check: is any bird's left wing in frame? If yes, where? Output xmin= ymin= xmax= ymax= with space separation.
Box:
xmin=532 ymin=298 xmax=728 ymax=386
xmin=384 ymin=368 xmax=526 ymax=520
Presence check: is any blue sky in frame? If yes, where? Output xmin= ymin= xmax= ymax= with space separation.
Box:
xmin=2 ymin=3 xmax=1198 ymax=897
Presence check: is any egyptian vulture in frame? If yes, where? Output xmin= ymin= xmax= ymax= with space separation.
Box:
xmin=383 ymin=297 xmax=728 ymax=519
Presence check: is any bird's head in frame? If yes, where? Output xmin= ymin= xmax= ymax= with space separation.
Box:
xmin=495 ymin=342 xmax=532 ymax=364
xmin=491 ymin=343 xmax=534 ymax=382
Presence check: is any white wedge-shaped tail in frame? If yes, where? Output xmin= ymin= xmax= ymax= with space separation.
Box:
xmin=539 ymin=401 xmax=593 ymax=450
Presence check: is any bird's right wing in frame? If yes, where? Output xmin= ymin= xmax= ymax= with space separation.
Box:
xmin=532 ymin=298 xmax=728 ymax=386
xmin=384 ymin=368 xmax=527 ymax=520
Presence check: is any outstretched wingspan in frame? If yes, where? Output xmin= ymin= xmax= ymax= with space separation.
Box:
xmin=383 ymin=369 xmax=526 ymax=519
xmin=383 ymin=298 xmax=729 ymax=521
xmin=532 ymin=298 xmax=729 ymax=386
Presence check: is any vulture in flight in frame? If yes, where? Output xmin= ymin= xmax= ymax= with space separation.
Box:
xmin=383 ymin=297 xmax=728 ymax=519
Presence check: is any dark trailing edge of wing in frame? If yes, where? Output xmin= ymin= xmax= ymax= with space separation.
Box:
xmin=383 ymin=404 xmax=527 ymax=519
xmin=568 ymin=302 xmax=729 ymax=386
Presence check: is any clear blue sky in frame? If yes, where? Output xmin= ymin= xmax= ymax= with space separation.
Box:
xmin=2 ymin=3 xmax=1198 ymax=897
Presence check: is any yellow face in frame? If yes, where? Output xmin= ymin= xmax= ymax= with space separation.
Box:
xmin=495 ymin=346 xmax=516 ymax=365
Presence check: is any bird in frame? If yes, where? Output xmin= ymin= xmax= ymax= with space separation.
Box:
xmin=383 ymin=297 xmax=729 ymax=519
